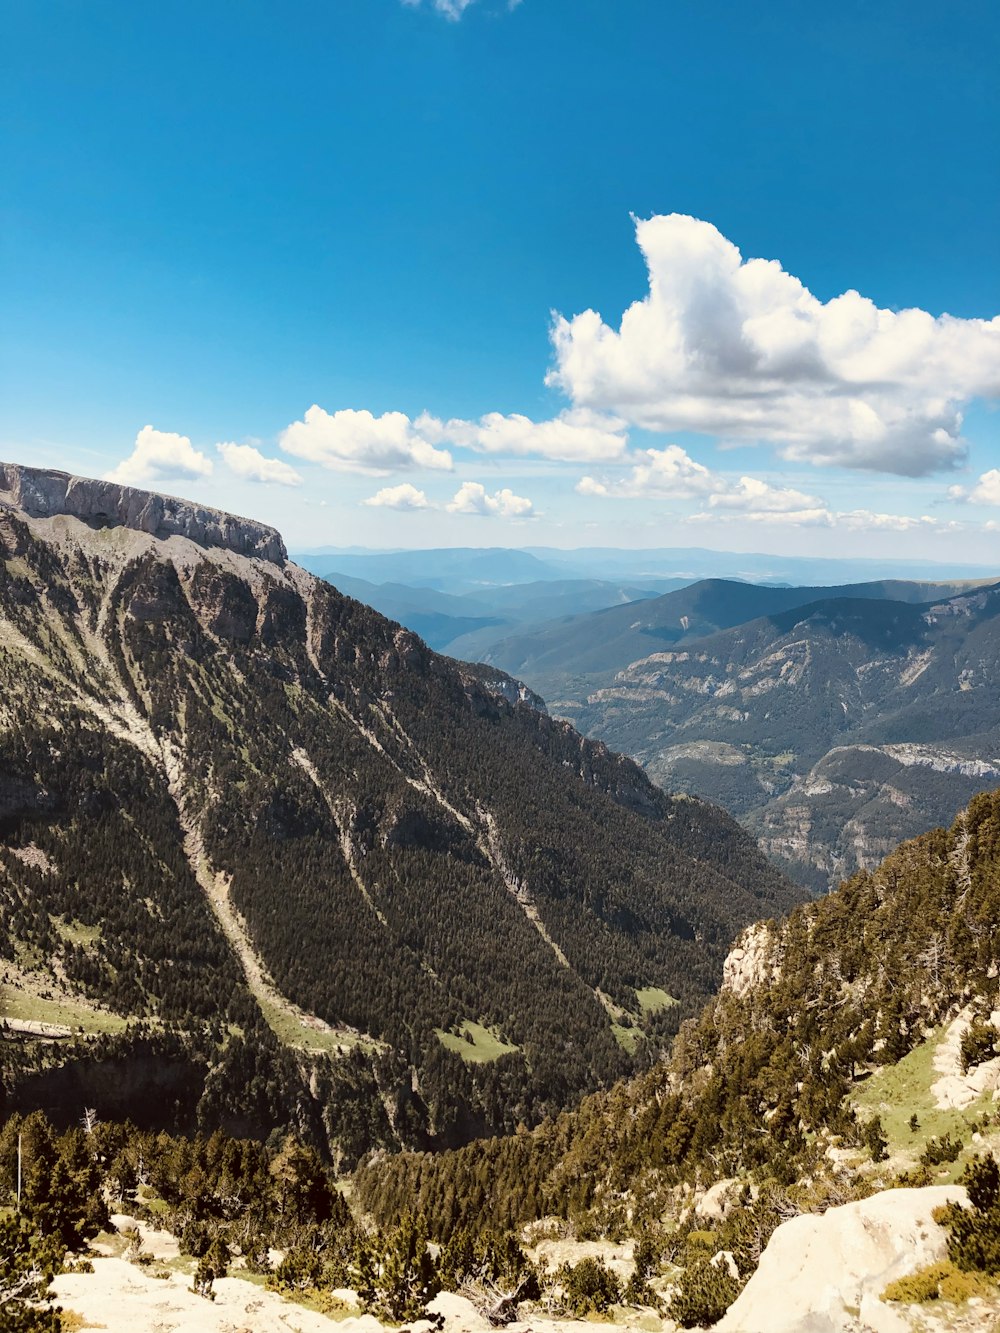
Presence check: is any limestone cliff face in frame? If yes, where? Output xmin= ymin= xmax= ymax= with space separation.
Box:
xmin=0 ymin=462 xmax=287 ymax=564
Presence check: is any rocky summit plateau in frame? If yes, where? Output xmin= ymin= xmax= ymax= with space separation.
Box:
xmin=0 ymin=461 xmax=288 ymax=562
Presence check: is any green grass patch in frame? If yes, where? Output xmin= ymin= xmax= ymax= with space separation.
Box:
xmin=51 ymin=916 xmax=103 ymax=947
xmin=635 ymin=986 xmax=678 ymax=1014
xmin=611 ymin=1023 xmax=641 ymax=1055
xmin=851 ymin=1026 xmax=997 ymax=1176
xmin=0 ymin=984 xmax=128 ymax=1035
xmin=435 ymin=1020 xmax=519 ymax=1064
xmin=255 ymin=996 xmax=377 ymax=1057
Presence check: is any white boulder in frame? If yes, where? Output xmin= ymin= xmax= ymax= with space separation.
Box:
xmin=717 ymin=1186 xmax=964 ymax=1333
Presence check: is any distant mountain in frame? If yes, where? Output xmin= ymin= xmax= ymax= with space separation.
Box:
xmin=0 ymin=463 xmax=799 ymax=1160
xmin=554 ymin=582 xmax=1000 ymax=890
xmin=477 ymin=576 xmax=994 ymax=704
xmin=296 ymin=546 xmax=565 ymax=593
xmin=298 ymin=558 xmax=685 ymax=654
xmin=295 ymin=544 xmax=1000 ymax=589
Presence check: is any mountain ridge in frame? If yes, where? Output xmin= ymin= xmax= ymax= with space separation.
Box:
xmin=0 ymin=463 xmax=798 ymax=1160
xmin=0 ymin=461 xmax=288 ymax=563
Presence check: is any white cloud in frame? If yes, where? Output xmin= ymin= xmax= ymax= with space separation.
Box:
xmin=577 ymin=444 xmax=715 ymax=499
xmin=401 ymin=0 xmax=476 ymax=18
xmin=446 ymin=482 xmax=535 ymax=518
xmin=689 ymin=506 xmax=833 ymax=528
xmin=689 ymin=504 xmax=950 ymax=532
xmin=548 ymin=214 xmax=1000 ymax=476
xmin=363 ymin=483 xmax=430 ymax=511
xmin=425 ymin=408 xmax=628 ymax=463
xmin=280 ymin=406 xmax=453 ymax=476
xmin=105 ymin=426 xmax=213 ymax=487
xmin=707 ymin=475 xmax=826 ymax=513
xmin=217 ymin=442 xmax=301 ymax=487
xmin=949 ymin=469 xmax=1000 ymax=505
xmin=837 ymin=510 xmax=940 ymax=532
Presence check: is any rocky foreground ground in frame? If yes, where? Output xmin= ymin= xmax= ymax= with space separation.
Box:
xmin=48 ymin=1184 xmax=1000 ymax=1333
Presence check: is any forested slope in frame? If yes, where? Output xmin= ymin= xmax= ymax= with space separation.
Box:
xmin=357 ymin=786 xmax=1000 ymax=1237
xmin=0 ymin=464 xmax=798 ymax=1161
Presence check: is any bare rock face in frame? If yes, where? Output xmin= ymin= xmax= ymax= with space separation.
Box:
xmin=717 ymin=1186 xmax=964 ymax=1333
xmin=722 ymin=921 xmax=777 ymax=998
xmin=0 ymin=462 xmax=287 ymax=564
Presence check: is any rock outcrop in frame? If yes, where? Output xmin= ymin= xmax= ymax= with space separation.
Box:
xmin=0 ymin=462 xmax=287 ymax=563
xmin=717 ymin=1186 xmax=964 ymax=1333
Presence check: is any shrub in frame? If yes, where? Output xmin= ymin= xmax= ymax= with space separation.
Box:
xmin=961 ymin=1020 xmax=997 ymax=1073
xmin=882 ymin=1260 xmax=995 ymax=1304
xmin=0 ymin=1214 xmax=65 ymax=1332
xmin=941 ymin=1154 xmax=1000 ymax=1274
xmin=353 ymin=1214 xmax=441 ymax=1322
xmin=860 ymin=1116 xmax=888 ymax=1163
xmin=668 ymin=1257 xmax=741 ymax=1328
xmin=557 ymin=1256 xmax=622 ymax=1315
xmin=921 ymin=1134 xmax=963 ymax=1167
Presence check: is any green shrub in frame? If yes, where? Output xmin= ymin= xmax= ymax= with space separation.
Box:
xmin=941 ymin=1154 xmax=1000 ymax=1274
xmin=961 ymin=1020 xmax=997 ymax=1073
xmin=882 ymin=1260 xmax=995 ymax=1304
xmin=557 ymin=1256 xmax=622 ymax=1314
xmin=860 ymin=1115 xmax=889 ymax=1163
xmin=921 ymin=1134 xmax=963 ymax=1167
xmin=353 ymin=1213 xmax=441 ymax=1322
xmin=668 ymin=1258 xmax=741 ymax=1328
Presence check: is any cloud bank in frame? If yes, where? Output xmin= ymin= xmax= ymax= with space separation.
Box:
xmin=401 ymin=0 xmax=477 ymax=19
xmin=950 ymin=469 xmax=1000 ymax=506
xmin=548 ymin=214 xmax=1000 ymax=476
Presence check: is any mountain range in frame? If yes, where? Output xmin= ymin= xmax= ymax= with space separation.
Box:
xmin=0 ymin=463 xmax=798 ymax=1161
xmin=484 ymin=578 xmax=1000 ymax=891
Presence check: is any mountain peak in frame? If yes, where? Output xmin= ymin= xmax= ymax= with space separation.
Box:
xmin=0 ymin=461 xmax=287 ymax=564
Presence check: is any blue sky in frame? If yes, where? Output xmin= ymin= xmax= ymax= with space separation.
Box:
xmin=2 ymin=0 xmax=998 ymax=559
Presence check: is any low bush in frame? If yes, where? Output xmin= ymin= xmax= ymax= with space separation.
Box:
xmin=882 ymin=1260 xmax=995 ymax=1304
xmin=668 ymin=1257 xmax=741 ymax=1329
xmin=960 ymin=1020 xmax=997 ymax=1074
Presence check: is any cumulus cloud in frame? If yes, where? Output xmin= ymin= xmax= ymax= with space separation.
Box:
xmin=707 ymin=475 xmax=826 ymax=513
xmin=217 ymin=442 xmax=301 ymax=487
xmin=446 ymin=482 xmax=535 ymax=518
xmin=363 ymin=483 xmax=430 ymax=510
xmin=548 ymin=214 xmax=1000 ymax=476
xmin=577 ymin=444 xmax=715 ymax=499
xmin=280 ymin=406 xmax=453 ymax=476
xmin=105 ymin=426 xmax=213 ymax=487
xmin=425 ymin=408 xmax=628 ymax=463
xmin=949 ymin=469 xmax=1000 ymax=505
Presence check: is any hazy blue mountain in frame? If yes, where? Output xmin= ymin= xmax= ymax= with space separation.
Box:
xmin=476 ymin=576 xmax=994 ymax=703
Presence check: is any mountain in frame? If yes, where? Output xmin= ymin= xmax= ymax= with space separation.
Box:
xmin=295 ymin=547 xmax=566 ymax=593
xmin=356 ymin=786 xmax=1000 ymax=1322
xmin=556 ymin=586 xmax=1000 ymax=890
xmin=0 ymin=462 xmax=799 ymax=1162
xmin=477 ymin=576 xmax=997 ymax=703
xmin=302 ymin=569 xmax=678 ymax=656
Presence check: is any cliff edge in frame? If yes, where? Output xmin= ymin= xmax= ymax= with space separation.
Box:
xmin=0 ymin=462 xmax=287 ymax=563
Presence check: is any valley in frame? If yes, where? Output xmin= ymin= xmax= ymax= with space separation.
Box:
xmin=4 ymin=468 xmax=1000 ymax=1333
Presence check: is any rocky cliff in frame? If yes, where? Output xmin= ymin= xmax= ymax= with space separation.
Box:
xmin=0 ymin=461 xmax=287 ymax=563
